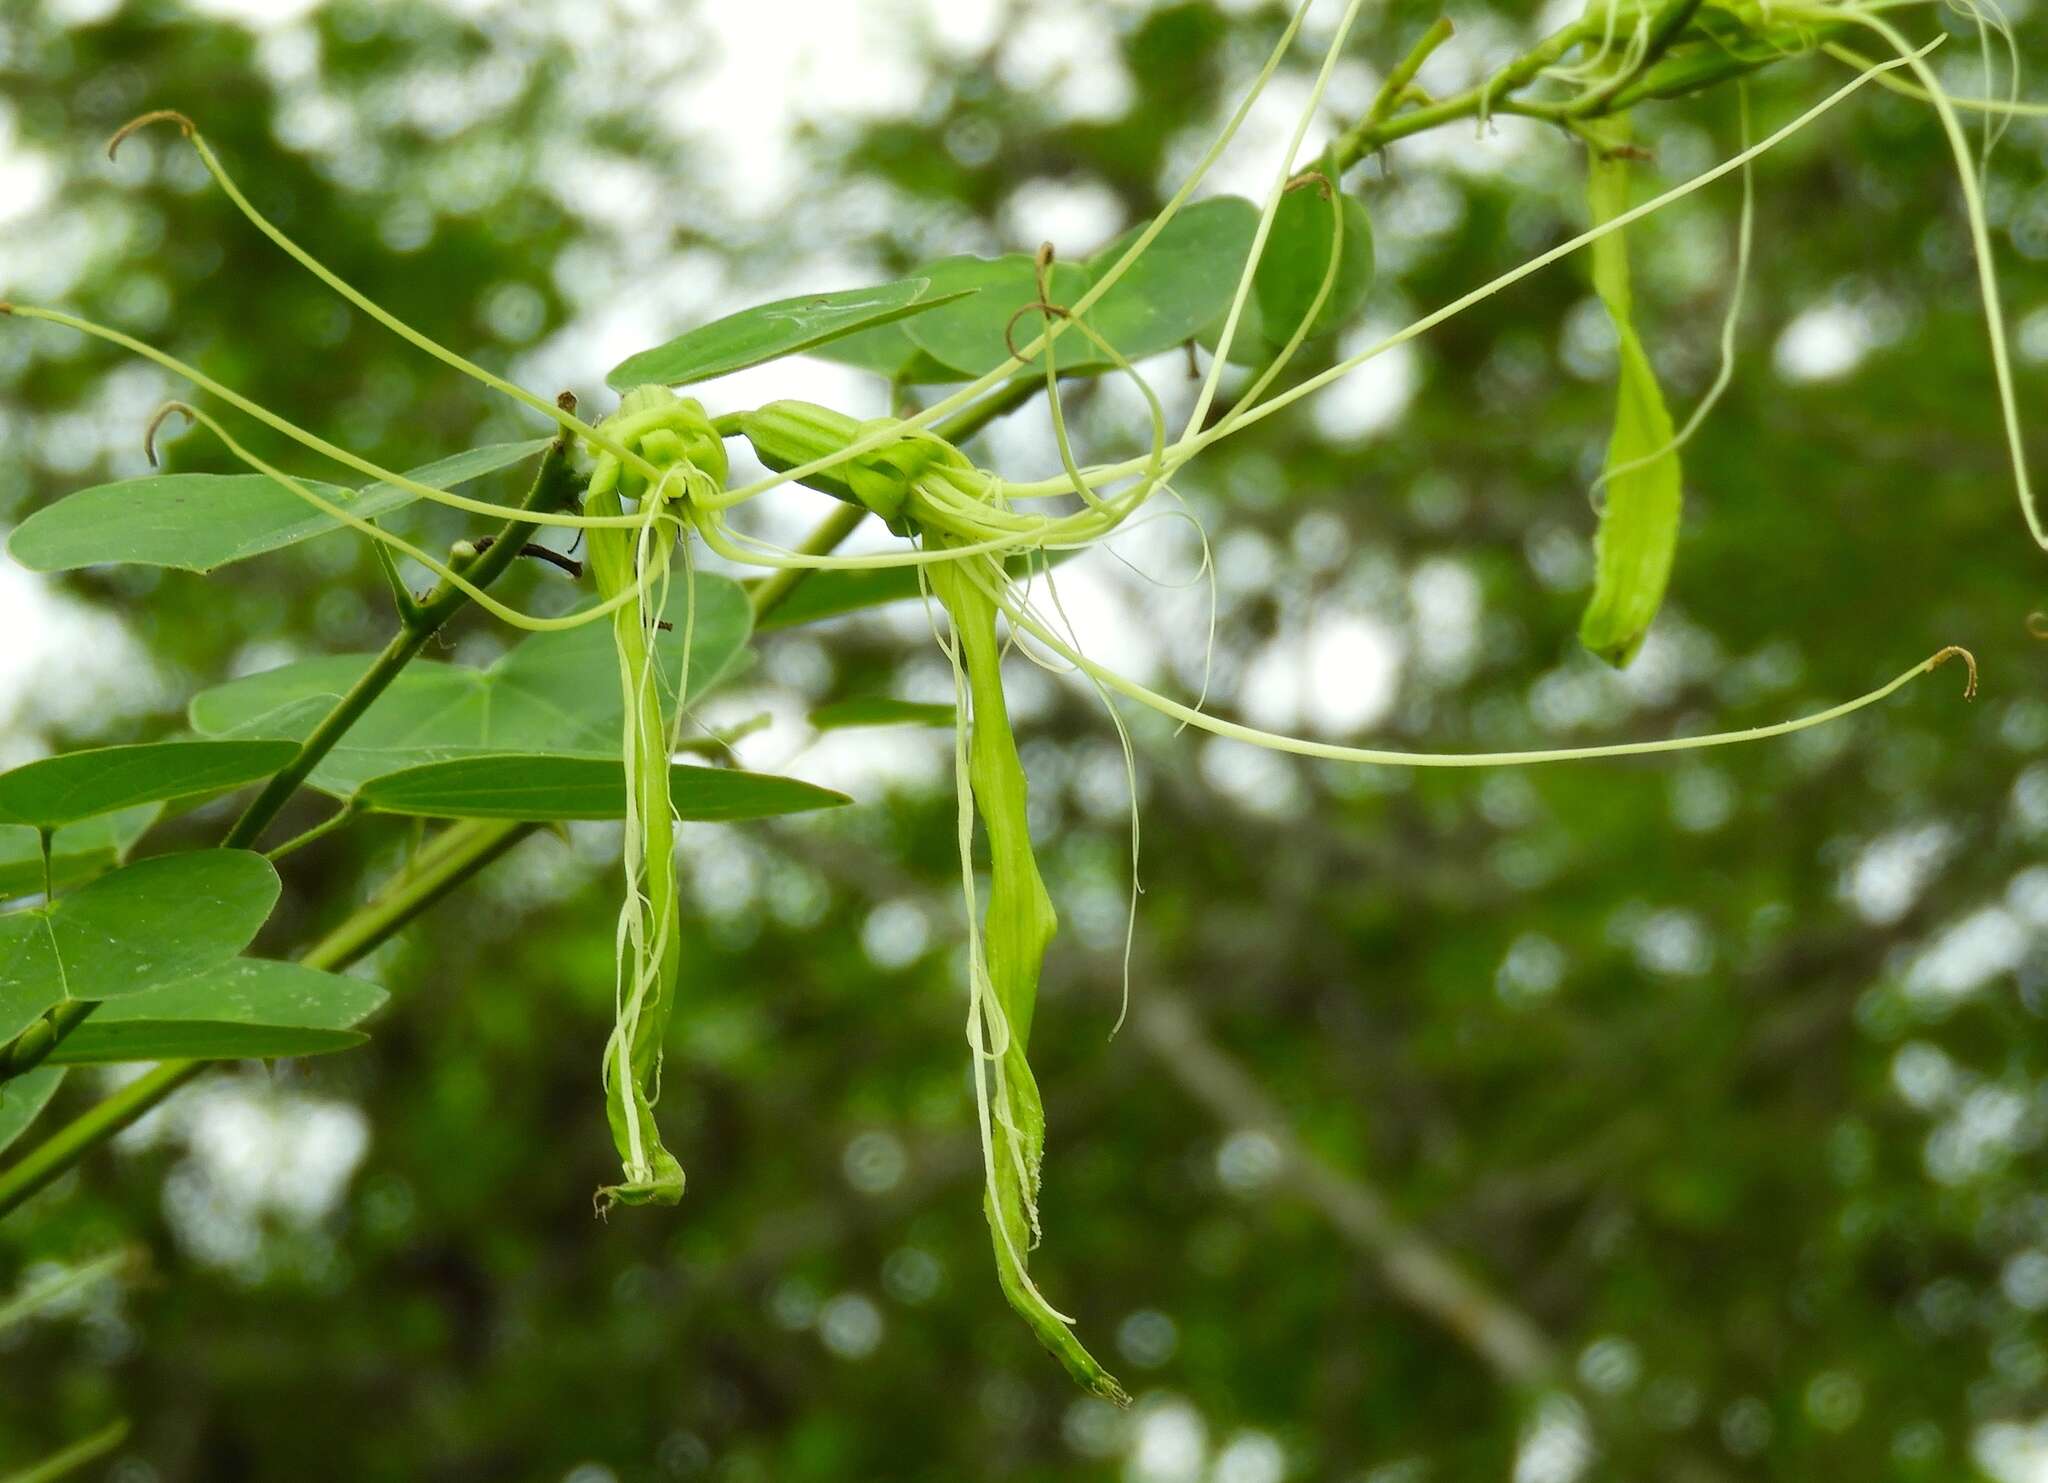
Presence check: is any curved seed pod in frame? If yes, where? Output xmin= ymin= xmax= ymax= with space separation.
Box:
xmin=1577 ymin=115 xmax=1682 ymax=668
xmin=924 ymin=539 xmax=1126 ymax=1406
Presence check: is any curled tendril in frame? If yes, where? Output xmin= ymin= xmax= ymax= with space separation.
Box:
xmin=141 ymin=401 xmax=192 ymax=467
xmin=1002 ymin=299 xmax=1072 ymax=366
xmin=106 ymin=108 xmax=194 ymax=161
xmin=1929 ymin=644 xmax=1980 ymax=699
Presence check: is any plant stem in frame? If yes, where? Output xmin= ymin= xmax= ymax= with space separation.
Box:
xmin=264 ymin=802 xmax=358 ymax=862
xmin=221 ymin=420 xmax=587 ymax=850
xmin=1332 ymin=18 xmax=1597 ymax=172
xmin=1362 ymin=16 xmax=1455 ymax=130
xmin=297 ymin=819 xmax=532 ymax=971
xmin=0 ymin=817 xmax=533 ymax=1220
xmin=742 ymin=504 xmax=869 ymax=623
xmin=0 ymin=1002 xmax=96 ymax=1084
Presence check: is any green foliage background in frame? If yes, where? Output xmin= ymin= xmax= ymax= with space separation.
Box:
xmin=5 ymin=1 xmax=2048 ymax=1479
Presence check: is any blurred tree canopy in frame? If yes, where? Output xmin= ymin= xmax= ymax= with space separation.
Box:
xmin=5 ymin=1 xmax=2048 ymax=1480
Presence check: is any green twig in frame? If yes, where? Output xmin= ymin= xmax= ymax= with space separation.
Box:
xmin=1363 ymin=16 xmax=1455 ymax=129
xmin=1 ymin=1418 xmax=130 ymax=1483
xmin=222 ymin=409 xmax=588 ymax=851
xmin=263 ymin=802 xmax=359 ymax=862
xmin=741 ymin=503 xmax=870 ymax=624
xmin=1333 ymin=17 xmax=1597 ymax=171
xmin=0 ymin=1247 xmax=129 ymax=1332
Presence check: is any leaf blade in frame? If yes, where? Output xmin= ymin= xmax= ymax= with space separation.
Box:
xmin=8 ymin=440 xmax=551 ymax=575
xmin=49 ymin=959 xmax=386 ymax=1065
xmin=605 ymin=278 xmax=973 ymax=390
xmin=0 ymin=741 xmax=298 ymax=830
xmin=0 ymin=850 xmax=280 ymax=1042
xmin=355 ymin=754 xmax=852 ymax=822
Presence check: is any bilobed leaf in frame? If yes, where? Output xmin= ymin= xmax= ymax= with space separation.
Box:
xmin=188 ymin=578 xmax=753 ymax=795
xmin=9 ymin=440 xmax=551 ymax=575
xmin=0 ymin=741 xmax=296 ymax=830
xmin=810 ymin=698 xmax=956 ymax=732
xmin=901 ymin=255 xmax=1095 ymax=378
xmin=605 ymin=278 xmax=973 ymax=390
xmin=49 ymin=959 xmax=387 ymax=1064
xmin=1577 ymin=117 xmax=1682 ymax=668
xmin=355 ymin=754 xmax=851 ymax=822
xmin=0 ymin=850 xmax=279 ymax=1043
xmin=0 ymin=806 xmax=158 ymax=901
xmin=0 ymin=1066 xmax=64 ymax=1156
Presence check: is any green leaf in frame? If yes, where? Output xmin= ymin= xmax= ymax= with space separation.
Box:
xmin=810 ymin=698 xmax=956 ymax=732
xmin=0 ymin=850 xmax=279 ymax=1043
xmin=355 ymin=754 xmax=852 ymax=822
xmin=1080 ymin=196 xmax=1265 ymax=366
xmin=1251 ymin=184 xmax=1374 ymax=347
xmin=0 ymin=806 xmax=158 ymax=901
xmin=0 ymin=1066 xmax=63 ymax=1156
xmin=0 ymin=741 xmax=297 ymax=830
xmin=806 ymin=320 xmax=966 ymax=384
xmin=48 ymin=959 xmax=387 ymax=1065
xmin=901 ymin=255 xmax=1096 ymax=379
xmin=9 ymin=440 xmax=551 ymax=575
xmin=605 ymin=278 xmax=973 ymax=390
xmin=1577 ymin=118 xmax=1682 ymax=668
xmin=189 ymin=577 xmax=753 ymax=795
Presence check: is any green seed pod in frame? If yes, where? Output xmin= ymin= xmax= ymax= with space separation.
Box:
xmin=739 ymin=400 xmax=968 ymax=532
xmin=1576 ymin=115 xmax=1681 ymax=669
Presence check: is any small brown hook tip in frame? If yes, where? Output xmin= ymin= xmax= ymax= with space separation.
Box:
xmin=1003 ymin=299 xmax=1071 ymax=363
xmin=1929 ymin=645 xmax=1978 ymax=699
xmin=108 ymin=110 xmax=195 ymax=162
xmin=556 ymin=390 xmax=578 ymax=415
xmin=143 ymin=402 xmax=195 ymax=467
